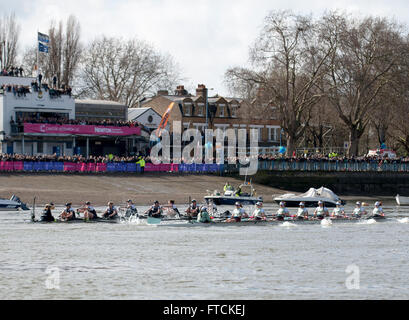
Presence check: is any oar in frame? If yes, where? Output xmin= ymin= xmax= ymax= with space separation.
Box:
xmin=31 ymin=196 xmax=36 ymax=222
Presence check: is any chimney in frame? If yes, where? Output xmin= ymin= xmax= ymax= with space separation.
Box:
xmin=157 ymin=90 xmax=169 ymax=96
xmin=196 ymin=84 xmax=208 ymax=100
xmin=175 ymin=85 xmax=188 ymax=96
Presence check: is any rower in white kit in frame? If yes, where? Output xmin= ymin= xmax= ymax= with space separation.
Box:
xmin=371 ymin=201 xmax=385 ymax=218
xmin=275 ymin=201 xmax=290 ymax=221
xmin=313 ymin=201 xmax=329 ymax=220
xmin=296 ymin=202 xmax=309 ymax=220
xmin=251 ymin=202 xmax=266 ymax=220
xmin=352 ymin=201 xmax=367 ymax=218
xmin=331 ymin=201 xmax=345 ymax=219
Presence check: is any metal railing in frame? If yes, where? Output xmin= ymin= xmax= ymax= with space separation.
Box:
xmin=256 ymin=159 xmax=409 ymax=172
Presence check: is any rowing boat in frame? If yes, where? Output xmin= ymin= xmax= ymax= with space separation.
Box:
xmin=146 ymin=215 xmax=388 ymax=227
xmin=32 ymin=217 xmax=121 ymax=224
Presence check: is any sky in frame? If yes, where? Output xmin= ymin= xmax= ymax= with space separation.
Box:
xmin=2 ymin=0 xmax=409 ymax=96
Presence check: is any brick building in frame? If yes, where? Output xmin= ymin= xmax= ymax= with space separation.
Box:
xmin=139 ymin=84 xmax=282 ymax=155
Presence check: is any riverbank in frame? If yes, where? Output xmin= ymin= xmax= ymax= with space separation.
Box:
xmin=0 ymin=173 xmax=283 ymax=206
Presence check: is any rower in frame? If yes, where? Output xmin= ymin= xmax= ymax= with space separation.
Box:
xmin=296 ymin=202 xmax=309 ymax=220
xmin=60 ymin=203 xmax=76 ymax=221
xmin=185 ymin=199 xmax=200 ymax=218
xmin=313 ymin=201 xmax=329 ymax=220
xmin=165 ymin=200 xmax=180 ymax=218
xmin=251 ymin=202 xmax=266 ymax=220
xmin=276 ymin=201 xmax=290 ymax=221
xmin=40 ymin=204 xmax=55 ymax=222
xmin=77 ymin=201 xmax=98 ymax=220
xmin=331 ymin=201 xmax=345 ymax=219
xmin=125 ymin=199 xmax=138 ymax=217
xmin=102 ymin=201 xmax=119 ymax=219
xmin=372 ymin=201 xmax=385 ymax=218
xmin=228 ymin=202 xmax=248 ymax=222
xmin=352 ymin=201 xmax=367 ymax=218
xmin=145 ymin=200 xmax=163 ymax=218
xmin=197 ymin=207 xmax=211 ymax=223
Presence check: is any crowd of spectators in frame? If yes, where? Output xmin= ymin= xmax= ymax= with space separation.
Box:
xmin=257 ymin=153 xmax=408 ymax=163
xmin=0 ymin=153 xmax=145 ymax=164
xmin=1 ymin=66 xmax=24 ymax=77
xmin=11 ymin=115 xmax=143 ymax=129
xmin=2 ymin=152 xmax=409 ymax=165
xmin=1 ymin=84 xmax=31 ymax=97
xmin=30 ymin=80 xmax=72 ymax=97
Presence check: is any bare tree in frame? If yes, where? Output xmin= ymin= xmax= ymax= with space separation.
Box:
xmin=78 ymin=36 xmax=180 ymax=107
xmin=47 ymin=20 xmax=63 ymax=85
xmin=320 ymin=12 xmax=407 ymax=156
xmin=0 ymin=12 xmax=20 ymax=70
xmin=62 ymin=15 xmax=81 ymax=86
xmin=20 ymin=16 xmax=81 ymax=86
xmin=225 ymin=11 xmax=334 ymax=156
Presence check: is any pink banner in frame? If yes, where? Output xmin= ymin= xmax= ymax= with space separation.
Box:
xmin=96 ymin=163 xmax=107 ymax=172
xmin=144 ymin=163 xmax=159 ymax=172
xmin=24 ymin=123 xmax=141 ymax=136
xmin=64 ymin=162 xmax=77 ymax=172
xmin=4 ymin=161 xmax=14 ymax=171
xmin=13 ymin=161 xmax=24 ymax=171
xmin=0 ymin=161 xmax=5 ymax=171
xmin=87 ymin=163 xmax=96 ymax=172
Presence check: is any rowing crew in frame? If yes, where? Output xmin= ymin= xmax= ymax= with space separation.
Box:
xmin=39 ymin=200 xmax=137 ymax=222
xmin=222 ymin=200 xmax=385 ymax=222
xmin=273 ymin=200 xmax=384 ymax=221
xmin=143 ymin=199 xmax=213 ymax=223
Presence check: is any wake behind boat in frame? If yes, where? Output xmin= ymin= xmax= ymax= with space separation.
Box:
xmin=273 ymin=187 xmax=345 ymax=208
xmin=0 ymin=195 xmax=29 ymax=211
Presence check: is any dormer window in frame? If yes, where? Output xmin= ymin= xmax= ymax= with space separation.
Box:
xmin=231 ymin=105 xmax=238 ymax=117
xmin=197 ymin=103 xmax=204 ymax=116
xmin=184 ymin=103 xmax=192 ymax=116
xmin=219 ymin=104 xmax=225 ymax=117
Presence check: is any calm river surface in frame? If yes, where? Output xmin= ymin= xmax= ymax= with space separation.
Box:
xmin=1 ymin=201 xmax=409 ymax=299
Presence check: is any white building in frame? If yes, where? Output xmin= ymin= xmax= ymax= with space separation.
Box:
xmin=0 ymin=77 xmax=75 ymax=155
xmin=128 ymin=107 xmax=166 ymax=131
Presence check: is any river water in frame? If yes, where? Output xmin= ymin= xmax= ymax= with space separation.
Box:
xmin=1 ymin=201 xmax=409 ymax=300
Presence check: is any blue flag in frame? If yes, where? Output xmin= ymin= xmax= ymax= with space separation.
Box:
xmin=38 ymin=32 xmax=49 ymax=43
xmin=39 ymin=42 xmax=49 ymax=53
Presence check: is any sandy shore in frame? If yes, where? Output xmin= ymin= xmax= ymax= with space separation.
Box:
xmin=0 ymin=173 xmax=288 ymax=207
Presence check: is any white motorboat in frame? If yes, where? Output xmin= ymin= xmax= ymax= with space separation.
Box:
xmin=0 ymin=195 xmax=30 ymax=211
xmin=273 ymin=187 xmax=345 ymax=208
xmin=204 ymin=180 xmax=263 ymax=206
xmin=396 ymin=194 xmax=409 ymax=206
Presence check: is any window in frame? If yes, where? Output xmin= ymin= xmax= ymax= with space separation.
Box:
xmin=270 ymin=107 xmax=278 ymax=120
xmin=230 ymin=105 xmax=238 ymax=117
xmin=268 ymin=127 xmax=279 ymax=142
xmin=219 ymin=104 xmax=226 ymax=117
xmin=37 ymin=142 xmax=43 ymax=153
xmin=184 ymin=103 xmax=192 ymax=116
xmin=197 ymin=103 xmax=204 ymax=116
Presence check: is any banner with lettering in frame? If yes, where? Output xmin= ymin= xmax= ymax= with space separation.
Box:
xmin=24 ymin=123 xmax=141 ymax=136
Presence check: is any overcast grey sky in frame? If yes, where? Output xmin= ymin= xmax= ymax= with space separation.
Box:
xmin=2 ymin=0 xmax=409 ymax=96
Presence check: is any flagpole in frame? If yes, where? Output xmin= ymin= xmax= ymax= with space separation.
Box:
xmin=36 ymin=29 xmax=39 ymax=79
